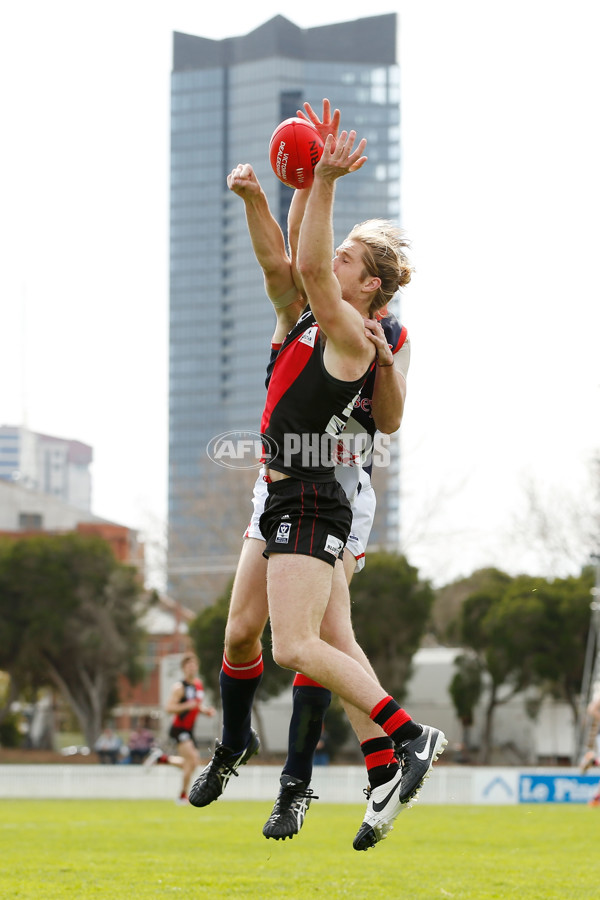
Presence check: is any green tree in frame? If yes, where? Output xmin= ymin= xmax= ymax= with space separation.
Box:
xmin=0 ymin=533 xmax=150 ymax=748
xmin=458 ymin=570 xmax=516 ymax=762
xmin=350 ymin=552 xmax=434 ymax=701
xmin=458 ymin=568 xmax=593 ymax=762
xmin=486 ymin=571 xmax=593 ymax=717
xmin=188 ymin=593 xmax=231 ymax=699
xmin=449 ymin=652 xmax=483 ymax=754
xmin=431 ymin=568 xmax=511 ymax=644
xmin=544 ymin=571 xmax=594 ymax=712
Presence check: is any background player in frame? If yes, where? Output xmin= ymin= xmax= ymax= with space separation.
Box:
xmin=146 ymin=651 xmax=215 ymax=804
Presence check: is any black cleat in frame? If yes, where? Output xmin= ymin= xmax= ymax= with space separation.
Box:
xmin=188 ymin=728 xmax=260 ymax=808
xmin=396 ymin=724 xmax=446 ymax=803
xmin=262 ymin=775 xmax=317 ymax=840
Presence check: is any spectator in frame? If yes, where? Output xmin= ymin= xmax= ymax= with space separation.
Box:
xmin=128 ymin=721 xmax=156 ymax=764
xmin=94 ymin=728 xmax=122 ymax=765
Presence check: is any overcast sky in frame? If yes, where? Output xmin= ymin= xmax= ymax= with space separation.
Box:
xmin=1 ymin=1 xmax=598 ymax=587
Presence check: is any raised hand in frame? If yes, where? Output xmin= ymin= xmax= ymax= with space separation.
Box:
xmin=314 ymin=130 xmax=368 ymax=182
xmin=227 ymin=163 xmax=261 ymax=197
xmin=297 ymin=98 xmax=341 ymax=145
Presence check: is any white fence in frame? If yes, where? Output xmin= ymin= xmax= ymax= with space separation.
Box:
xmin=1 ymin=764 xmax=599 ymax=804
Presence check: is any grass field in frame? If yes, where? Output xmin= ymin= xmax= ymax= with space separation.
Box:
xmin=1 ymin=800 xmax=599 ymax=899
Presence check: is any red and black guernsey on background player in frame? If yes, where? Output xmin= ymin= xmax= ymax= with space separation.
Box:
xmin=260 ymin=306 xmax=375 ymax=481
xmin=169 ymin=677 xmax=206 ymax=740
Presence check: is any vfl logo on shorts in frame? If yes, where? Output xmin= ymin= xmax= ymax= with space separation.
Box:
xmin=275 ymin=522 xmax=291 ymax=544
xmin=324 ymin=534 xmax=344 ymax=557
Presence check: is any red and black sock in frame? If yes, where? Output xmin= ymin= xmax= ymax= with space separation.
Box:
xmin=370 ymin=696 xmax=422 ymax=745
xmin=360 ymin=736 xmax=399 ymax=788
xmin=219 ymin=652 xmax=264 ymax=752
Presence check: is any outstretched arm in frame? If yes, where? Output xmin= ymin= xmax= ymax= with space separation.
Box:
xmin=227 ymin=164 xmax=304 ymax=339
xmin=287 ymin=187 xmax=310 ymax=297
xmin=297 ymin=130 xmax=369 ymax=355
xmin=199 ymin=700 xmax=216 ymax=717
xmin=227 ymin=163 xmax=294 ymax=303
xmin=288 ymin=100 xmax=341 ymax=295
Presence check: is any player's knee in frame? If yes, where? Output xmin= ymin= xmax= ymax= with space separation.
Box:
xmin=225 ymin=618 xmax=263 ymax=658
xmin=271 ymin=646 xmax=296 ymax=671
xmin=271 ymin=639 xmax=303 ymax=673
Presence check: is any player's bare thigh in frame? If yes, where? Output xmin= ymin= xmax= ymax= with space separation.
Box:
xmin=224 ymin=537 xmax=269 ymax=662
xmin=178 ymin=737 xmax=199 ymax=766
xmin=267 ymin=553 xmax=333 ymax=668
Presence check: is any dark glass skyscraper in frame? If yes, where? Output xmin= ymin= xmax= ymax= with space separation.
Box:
xmin=169 ymin=14 xmax=401 ymax=605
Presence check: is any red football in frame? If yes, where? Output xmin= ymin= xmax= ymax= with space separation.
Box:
xmin=269 ymin=117 xmax=324 ymax=189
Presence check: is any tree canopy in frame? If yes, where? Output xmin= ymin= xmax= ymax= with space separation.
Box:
xmin=0 ymin=533 xmax=150 ymax=747
xmin=456 ymin=567 xmax=593 ymax=761
xmin=350 ymin=552 xmax=434 ymax=701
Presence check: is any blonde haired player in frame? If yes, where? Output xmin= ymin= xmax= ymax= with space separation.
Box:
xmin=190 ymin=101 xmax=444 ymax=850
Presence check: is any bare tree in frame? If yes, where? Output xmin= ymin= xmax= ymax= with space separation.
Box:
xmin=513 ymin=453 xmax=600 ymax=575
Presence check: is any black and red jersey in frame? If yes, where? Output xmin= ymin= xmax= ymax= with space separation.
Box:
xmin=265 ymin=310 xmax=407 ymax=489
xmin=171 ymin=678 xmax=205 ymax=732
xmin=261 ymin=307 xmax=374 ymax=481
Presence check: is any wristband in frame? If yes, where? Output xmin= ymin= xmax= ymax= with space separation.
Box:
xmin=271 ymin=286 xmax=301 ymax=309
